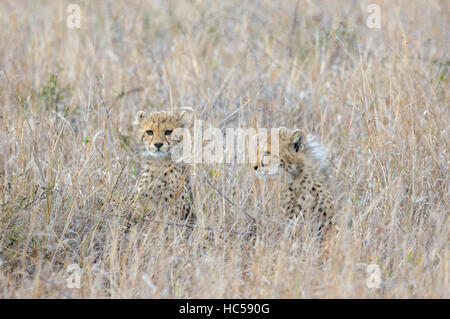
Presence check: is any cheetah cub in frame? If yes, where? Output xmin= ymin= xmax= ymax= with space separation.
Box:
xmin=134 ymin=110 xmax=195 ymax=225
xmin=253 ymin=127 xmax=334 ymax=237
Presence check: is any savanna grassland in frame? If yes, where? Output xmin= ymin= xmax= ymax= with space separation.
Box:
xmin=0 ymin=0 xmax=448 ymax=298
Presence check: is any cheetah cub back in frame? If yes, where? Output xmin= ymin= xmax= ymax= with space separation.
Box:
xmin=254 ymin=127 xmax=334 ymax=237
xmin=134 ymin=110 xmax=195 ymax=225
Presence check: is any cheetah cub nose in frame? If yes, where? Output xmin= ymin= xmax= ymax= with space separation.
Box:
xmin=253 ymin=165 xmax=258 ymax=171
xmin=154 ymin=142 xmax=163 ymax=150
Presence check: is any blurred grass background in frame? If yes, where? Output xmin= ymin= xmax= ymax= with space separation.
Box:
xmin=0 ymin=0 xmax=448 ymax=297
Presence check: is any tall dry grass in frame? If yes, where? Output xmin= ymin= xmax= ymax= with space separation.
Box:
xmin=0 ymin=0 xmax=448 ymax=298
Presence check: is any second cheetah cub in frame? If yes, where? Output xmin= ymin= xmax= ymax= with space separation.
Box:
xmin=253 ymin=127 xmax=334 ymax=237
xmin=134 ymin=110 xmax=195 ymax=225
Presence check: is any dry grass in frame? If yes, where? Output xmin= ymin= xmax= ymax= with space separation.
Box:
xmin=0 ymin=0 xmax=448 ymax=298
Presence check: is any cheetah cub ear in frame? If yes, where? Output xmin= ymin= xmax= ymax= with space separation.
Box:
xmin=176 ymin=110 xmax=193 ymax=127
xmin=134 ymin=111 xmax=146 ymax=125
xmin=290 ymin=129 xmax=306 ymax=152
xmin=278 ymin=127 xmax=290 ymax=139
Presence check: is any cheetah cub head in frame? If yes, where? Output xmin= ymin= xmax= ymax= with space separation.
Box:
xmin=253 ymin=127 xmax=313 ymax=178
xmin=134 ymin=110 xmax=189 ymax=159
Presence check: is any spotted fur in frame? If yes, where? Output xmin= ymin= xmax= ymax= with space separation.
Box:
xmin=134 ymin=110 xmax=195 ymax=224
xmin=254 ymin=127 xmax=334 ymax=237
